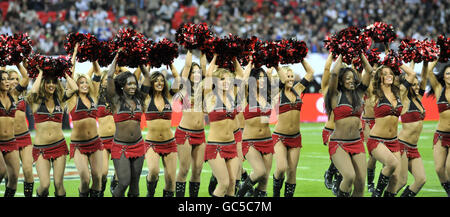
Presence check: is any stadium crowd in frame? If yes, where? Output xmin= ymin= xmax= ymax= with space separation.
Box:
xmin=0 ymin=0 xmax=447 ymax=56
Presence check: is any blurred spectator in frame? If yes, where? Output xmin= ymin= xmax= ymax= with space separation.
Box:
xmin=0 ymin=0 xmax=447 ymax=56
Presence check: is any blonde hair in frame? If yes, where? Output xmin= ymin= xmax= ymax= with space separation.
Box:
xmin=73 ymin=73 xmax=96 ymax=100
xmin=212 ymin=68 xmax=234 ymax=79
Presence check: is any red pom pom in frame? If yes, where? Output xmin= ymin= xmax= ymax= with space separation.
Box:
xmin=381 ymin=50 xmax=403 ymax=75
xmin=148 ymin=38 xmax=179 ymax=68
xmin=113 ymin=28 xmax=150 ymax=67
xmin=277 ymin=39 xmax=308 ymax=64
xmin=365 ymin=22 xmax=397 ymax=43
xmin=418 ymin=39 xmax=439 ymax=62
xmin=436 ymin=35 xmax=449 ymax=62
xmin=323 ymin=26 xmax=369 ymax=64
xmin=64 ymin=32 xmax=87 ymax=54
xmin=176 ymin=23 xmax=215 ymax=51
xmin=252 ymin=40 xmax=281 ymax=68
xmin=26 ymin=53 xmax=72 ymax=79
xmin=97 ymin=40 xmax=118 ymax=67
xmin=0 ymin=33 xmax=32 ymax=66
xmin=399 ymin=38 xmax=421 ymax=63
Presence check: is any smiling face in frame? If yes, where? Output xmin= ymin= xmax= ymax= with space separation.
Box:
xmin=285 ymin=69 xmax=294 ymax=89
xmin=153 ymin=75 xmax=165 ymax=93
xmin=257 ymin=71 xmax=267 ymax=89
xmin=0 ymin=72 xmax=10 ymax=92
xmin=342 ymin=70 xmax=355 ymax=90
xmin=190 ymin=65 xmax=202 ymax=83
xmin=77 ymin=77 xmax=90 ymax=94
xmin=218 ymin=73 xmax=233 ymax=92
xmin=381 ymin=67 xmax=394 ymax=85
xmin=123 ymin=76 xmax=137 ymax=96
xmin=44 ymin=77 xmax=58 ymax=95
xmin=8 ymin=71 xmax=19 ymax=90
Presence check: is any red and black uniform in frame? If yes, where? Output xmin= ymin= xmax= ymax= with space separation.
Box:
xmin=204 ymin=94 xmax=237 ymax=161
xmin=97 ymin=98 xmax=114 ymax=151
xmin=69 ymin=96 xmax=102 ymax=159
xmin=434 ymin=87 xmax=450 ymax=148
xmin=366 ymin=96 xmax=403 ymax=155
xmin=14 ymin=96 xmax=32 ymax=150
xmin=328 ymin=93 xmax=365 ymax=157
xmin=174 ymin=93 xmax=206 ymax=146
xmin=272 ymin=87 xmax=303 ymax=149
xmin=242 ymin=95 xmax=273 ymax=156
xmin=110 ymin=99 xmax=145 ymax=159
xmin=144 ymin=95 xmax=177 ymax=155
xmin=0 ymin=93 xmax=17 ymax=152
xmin=32 ymin=96 xmax=68 ymax=162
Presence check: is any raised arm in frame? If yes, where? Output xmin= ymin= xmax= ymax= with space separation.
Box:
xmin=70 ymin=42 xmax=79 ymax=78
xmin=327 ymin=55 xmax=343 ymax=97
xmin=91 ymin=61 xmax=101 ymax=99
xmin=180 ymin=49 xmax=193 ymax=79
xmin=321 ymin=52 xmax=333 ymax=92
xmin=200 ymin=51 xmax=207 ymax=77
xmin=205 ymin=53 xmax=217 ymax=78
xmin=16 ymin=62 xmax=30 ymax=91
xmin=301 ymin=58 xmax=315 ymax=81
xmin=426 ymin=60 xmax=441 ymax=96
xmin=360 ymin=52 xmax=374 ymax=77
xmin=31 ymin=67 xmax=44 ymax=94
xmin=400 ymin=62 xmax=417 ymax=84
xmin=106 ymin=52 xmax=120 ymax=99
xmin=64 ymin=70 xmax=79 ymax=99
xmin=139 ymin=64 xmax=151 ymax=88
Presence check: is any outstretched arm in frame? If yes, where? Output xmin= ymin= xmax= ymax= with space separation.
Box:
xmin=321 ymin=52 xmax=333 ymax=92
xmin=106 ymin=51 xmax=120 ymax=99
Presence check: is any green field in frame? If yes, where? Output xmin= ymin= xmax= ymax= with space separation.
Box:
xmin=1 ymin=121 xmax=447 ymax=197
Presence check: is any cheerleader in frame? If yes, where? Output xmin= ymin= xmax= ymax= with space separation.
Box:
xmin=321 ymin=54 xmax=341 ymax=192
xmin=106 ymin=52 xmax=148 ymax=197
xmin=142 ymin=64 xmax=179 ymax=197
xmin=7 ymin=62 xmax=32 ymax=196
xmin=203 ymin=56 xmax=240 ymax=197
xmin=0 ymin=70 xmax=21 ymax=197
xmin=396 ymin=61 xmax=432 ymax=197
xmin=363 ymin=57 xmax=415 ymax=197
xmin=236 ymin=67 xmax=274 ymax=197
xmin=427 ymin=63 xmax=450 ymax=197
xmin=174 ymin=50 xmax=207 ymax=197
xmin=324 ymin=55 xmax=371 ymax=197
xmin=271 ymin=59 xmax=315 ymax=197
xmin=26 ymin=67 xmax=78 ymax=197
xmin=66 ymin=60 xmax=103 ymax=197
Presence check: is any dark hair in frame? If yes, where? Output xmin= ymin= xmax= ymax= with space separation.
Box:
xmin=247 ymin=67 xmax=271 ymax=104
xmin=428 ymin=64 xmax=450 ymax=96
xmin=148 ymin=71 xmax=170 ymax=98
xmin=109 ymin=71 xmax=145 ymax=111
xmin=399 ymin=73 xmax=419 ymax=100
xmin=324 ymin=67 xmax=362 ymax=116
xmin=372 ymin=65 xmax=400 ymax=100
xmin=0 ymin=70 xmax=8 ymax=81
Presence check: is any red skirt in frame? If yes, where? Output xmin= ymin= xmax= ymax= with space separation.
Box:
xmin=100 ymin=136 xmax=114 ymax=152
xmin=70 ymin=136 xmax=103 ymax=159
xmin=32 ymin=138 xmax=69 ymax=162
xmin=204 ymin=141 xmax=237 ymax=161
xmin=15 ymin=131 xmax=32 ymax=149
xmin=399 ymin=139 xmax=421 ymax=159
xmin=0 ymin=138 xmax=17 ymax=153
xmin=367 ymin=136 xmax=401 ymax=155
xmin=272 ymin=132 xmax=302 ymax=148
xmin=433 ymin=130 xmax=450 ymax=148
xmin=328 ymin=138 xmax=365 ymax=157
xmin=242 ymin=137 xmax=274 ymax=157
xmin=174 ymin=126 xmax=205 ymax=146
xmin=322 ymin=127 xmax=333 ymax=145
xmin=233 ymin=128 xmax=243 ymax=144
xmin=111 ymin=138 xmax=146 ymax=159
xmin=144 ymin=138 xmax=177 ymax=156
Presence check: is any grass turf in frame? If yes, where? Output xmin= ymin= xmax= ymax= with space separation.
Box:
xmin=0 ymin=121 xmax=447 ymax=197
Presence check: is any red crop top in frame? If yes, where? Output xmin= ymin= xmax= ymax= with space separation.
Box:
xmin=277 ymin=88 xmax=302 ymax=115
xmin=0 ymin=93 xmax=16 ymax=118
xmin=374 ymin=96 xmax=403 ymax=118
xmin=208 ymin=94 xmax=236 ymax=122
xmin=112 ymin=99 xmax=142 ymax=123
xmin=437 ymin=87 xmax=450 ymax=113
xmin=145 ymin=96 xmax=172 ymax=121
xmin=333 ymin=93 xmax=363 ymax=121
xmin=33 ymin=96 xmax=64 ymax=123
xmin=243 ymin=94 xmax=271 ymax=120
xmin=96 ymin=98 xmax=112 ymax=118
xmin=70 ymin=96 xmax=97 ymax=121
